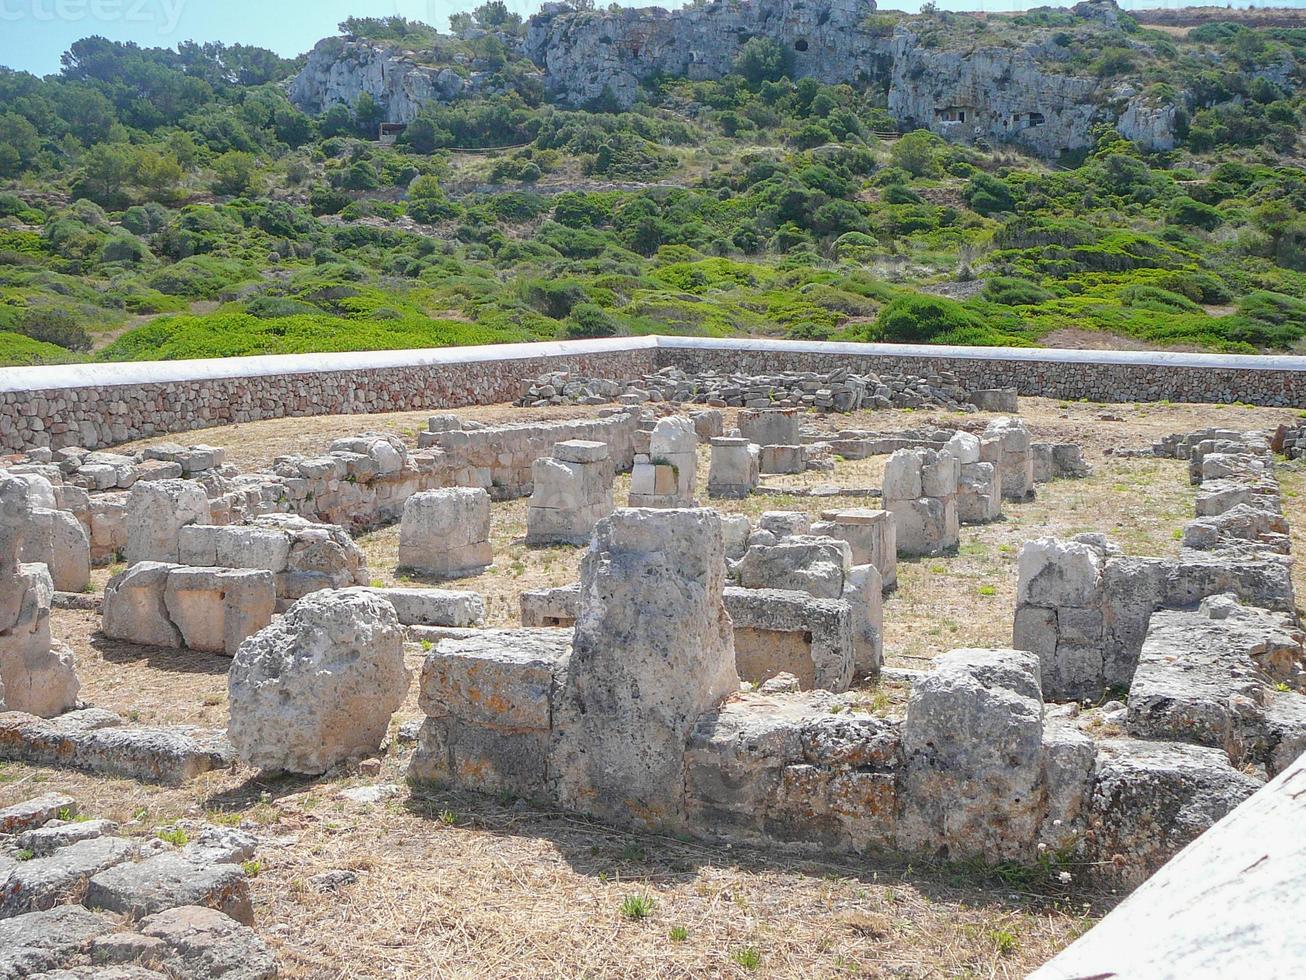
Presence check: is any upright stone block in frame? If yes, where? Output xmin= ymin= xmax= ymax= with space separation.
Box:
xmin=0 ymin=478 xmax=79 ymax=717
xmin=526 ymin=440 xmax=615 ymax=546
xmin=812 ymin=508 xmax=897 ymax=591
xmin=398 ymin=487 xmax=492 ymax=578
xmin=898 ymin=648 xmax=1045 ymax=861
xmin=552 ymin=508 xmax=739 ymax=829
xmin=982 ymin=417 xmax=1035 ymax=502
xmin=882 ymin=449 xmax=958 ymax=557
xmin=125 ymin=479 xmax=211 ymax=565
xmin=628 ymin=416 xmax=697 ymax=508
xmin=738 ymin=408 xmax=800 ymax=447
xmin=707 ymin=437 xmax=759 ymax=499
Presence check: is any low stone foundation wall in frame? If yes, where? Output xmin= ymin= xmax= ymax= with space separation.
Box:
xmin=3 ymin=337 xmax=1304 ymax=454
xmin=0 ymin=340 xmax=657 ymax=453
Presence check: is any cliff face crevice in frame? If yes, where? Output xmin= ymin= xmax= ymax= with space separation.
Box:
xmin=286 ymin=0 xmax=1200 ymax=157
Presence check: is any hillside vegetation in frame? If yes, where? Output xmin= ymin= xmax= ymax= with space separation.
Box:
xmin=0 ymin=3 xmax=1303 ymax=367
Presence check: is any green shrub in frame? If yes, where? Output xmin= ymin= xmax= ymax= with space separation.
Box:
xmin=872 ymin=294 xmax=983 ymax=343
xmin=0 ymin=330 xmax=86 ymax=366
xmin=983 ymin=277 xmax=1054 ymax=306
xmin=1167 ymin=197 xmax=1223 ymax=231
xmin=13 ymin=309 xmax=92 ymax=352
xmin=520 ymin=278 xmax=588 ymax=319
xmin=565 ymin=302 xmax=618 ymax=338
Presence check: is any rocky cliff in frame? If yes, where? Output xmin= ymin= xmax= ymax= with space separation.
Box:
xmin=523 ymin=0 xmax=892 ymax=108
xmin=286 ymin=0 xmax=1202 ymax=157
xmin=288 ymin=36 xmax=479 ymax=124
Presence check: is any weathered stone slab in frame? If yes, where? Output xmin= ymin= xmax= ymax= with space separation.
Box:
xmin=0 ymin=904 xmax=115 ymax=977
xmin=0 ymin=836 xmax=137 ymax=917
xmin=85 ymin=852 xmax=252 ymax=925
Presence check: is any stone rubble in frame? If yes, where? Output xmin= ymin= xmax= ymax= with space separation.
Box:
xmin=515 ymin=367 xmax=984 ymax=413
xmin=0 ymin=795 xmax=278 ymax=976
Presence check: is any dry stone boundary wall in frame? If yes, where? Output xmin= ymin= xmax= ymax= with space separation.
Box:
xmin=3 ymin=337 xmax=1305 ymax=454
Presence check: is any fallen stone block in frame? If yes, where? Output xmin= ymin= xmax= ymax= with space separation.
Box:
xmin=85 ymin=852 xmax=252 ymax=925
xmin=0 ymin=793 xmax=77 ymax=835
xmin=228 ymin=590 xmax=409 ymax=775
xmin=0 ymin=710 xmax=234 ymax=785
xmin=0 ymin=904 xmax=115 ymax=977
xmin=17 ymin=819 xmax=118 ymax=858
xmin=344 ymin=586 xmax=485 ymax=628
xmin=518 ymin=584 xmax=580 ymax=628
xmin=0 ymin=836 xmax=137 ymax=917
xmin=139 ymin=904 xmax=278 ymax=980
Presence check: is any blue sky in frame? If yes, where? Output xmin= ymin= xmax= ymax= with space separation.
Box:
xmin=0 ymin=0 xmax=1294 ymax=77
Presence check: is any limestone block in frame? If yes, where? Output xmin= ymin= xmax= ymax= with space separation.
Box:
xmin=759 ymin=444 xmax=805 ymax=475
xmin=85 ymin=852 xmax=252 ymax=925
xmin=881 ymin=450 xmax=923 ymax=501
xmin=102 ymin=562 xmax=183 ymax=649
xmin=724 ymin=587 xmax=854 ymax=692
xmin=757 ymin=511 xmax=811 ymax=538
xmin=139 ymin=904 xmax=278 ymax=980
xmin=813 ymin=508 xmax=897 ymax=591
xmin=518 ymin=584 xmax=580 ymax=628
xmin=125 ymin=480 xmax=211 ymax=565
xmin=843 ymin=563 xmax=884 ymax=678
xmin=738 ymin=408 xmax=800 ymax=447
xmin=163 ymin=567 xmax=276 ymax=656
xmin=943 ymin=431 xmax=981 ymax=465
xmin=956 ymin=461 xmax=1001 ymax=524
xmin=552 ymin=508 xmax=738 ymax=829
xmin=707 ymin=437 xmax=758 ymax=499
xmin=921 ymin=452 xmax=959 ymax=498
xmin=398 ymin=488 xmax=492 ymax=578
xmin=21 ymin=509 xmax=91 ymax=593
xmin=346 ymin=586 xmax=486 ymax=628
xmin=0 ymin=562 xmax=79 ymax=717
xmin=982 ymin=417 xmax=1035 ymax=502
xmin=1017 ymin=537 xmax=1103 ymax=607
xmin=720 ymin=514 xmax=751 ymax=560
xmin=886 ymin=496 xmax=957 ymax=557
xmin=738 ymin=536 xmax=852 ymax=600
xmin=227 ymin=591 xmax=409 ymax=774
xmin=1083 ymin=739 xmax=1262 ymax=888
xmin=898 ymin=648 xmax=1045 ymax=861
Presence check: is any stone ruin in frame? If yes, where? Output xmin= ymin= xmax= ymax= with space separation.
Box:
xmin=526 ymin=440 xmax=615 ymax=546
xmin=0 ymin=388 xmax=1291 ymax=972
xmin=0 ymin=478 xmax=79 ymax=718
xmin=629 ymin=416 xmax=697 ymax=508
xmin=881 ymin=448 xmax=960 ymax=558
xmin=1014 ymin=429 xmax=1306 ymax=788
xmin=398 ymin=487 xmax=493 ymax=578
xmin=0 ymin=794 xmax=277 ymax=977
xmin=408 ymin=505 xmax=1260 ymax=886
xmin=516 ymin=366 xmax=994 ymax=413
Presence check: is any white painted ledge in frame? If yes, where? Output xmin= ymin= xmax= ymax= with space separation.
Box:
xmin=1031 ymin=751 xmax=1306 ymax=979
xmin=0 ymin=336 xmax=658 ymax=394
xmin=3 ymin=335 xmax=1305 ymax=395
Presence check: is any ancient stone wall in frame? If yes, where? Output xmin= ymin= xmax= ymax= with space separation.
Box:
xmin=3 ymin=338 xmax=1305 ymax=455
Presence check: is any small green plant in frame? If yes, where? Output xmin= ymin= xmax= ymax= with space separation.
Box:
xmin=56 ymin=805 xmax=76 ymax=821
xmin=990 ymin=928 xmax=1019 ymax=956
xmin=732 ymin=947 xmax=762 ymax=970
xmin=1274 ymin=681 xmax=1291 ymax=693
xmin=15 ymin=849 xmax=35 ymax=861
xmin=620 ymin=894 xmax=655 ymax=920
xmin=621 ymin=843 xmax=647 ymax=863
xmin=242 ymin=859 xmax=262 ymax=877
xmin=977 ymin=584 xmax=996 ymax=596
xmin=1172 ymin=528 xmax=1184 ymax=540
xmin=669 ymin=924 xmax=688 ymax=942
xmin=438 ymin=808 xmax=458 ymax=826
xmin=420 ymin=639 xmax=433 ymax=652
xmin=369 ymin=578 xmax=386 ymax=588
xmin=156 ymin=827 xmax=189 ymax=846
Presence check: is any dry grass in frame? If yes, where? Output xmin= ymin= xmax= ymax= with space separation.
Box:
xmin=9 ymin=394 xmax=1303 ymax=978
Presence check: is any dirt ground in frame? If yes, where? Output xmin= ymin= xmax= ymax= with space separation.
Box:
xmin=7 ymin=395 xmax=1305 ymax=979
